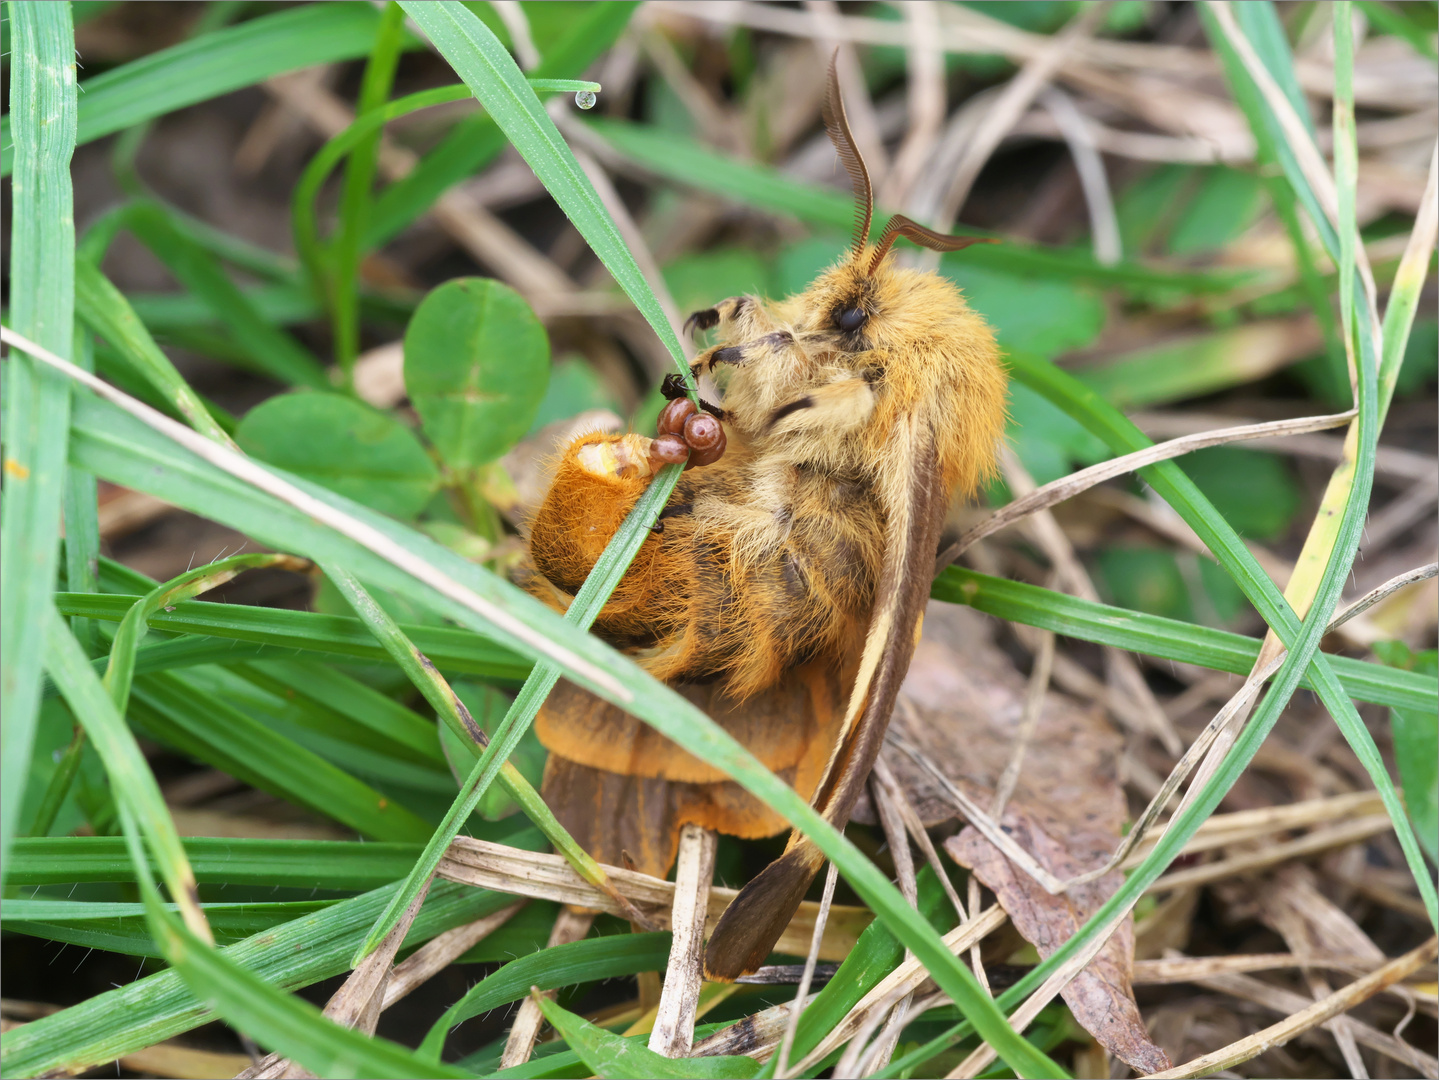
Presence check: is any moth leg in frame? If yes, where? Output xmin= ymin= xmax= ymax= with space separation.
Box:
xmin=661 ymin=372 xmax=729 ymax=421
xmin=684 ymin=295 xmax=782 ymax=342
xmin=765 ymin=375 xmax=876 ymax=437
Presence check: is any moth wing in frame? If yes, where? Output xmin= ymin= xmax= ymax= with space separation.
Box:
xmin=704 ymin=413 xmax=947 ymax=980
xmin=539 ymin=660 xmax=849 ymax=880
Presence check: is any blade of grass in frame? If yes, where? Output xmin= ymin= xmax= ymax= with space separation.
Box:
xmin=324 ymin=564 xmax=648 ymax=921
xmin=60 ymin=328 xmax=101 ymax=655
xmin=419 ymin=933 xmax=674 ymax=1060
xmin=43 ymin=605 xmax=212 ymax=943
xmin=0 ymin=877 xmax=507 ymax=1078
xmin=933 ymin=568 xmax=1435 ymax=713
xmin=55 ymin=584 xmax=1431 ymax=712
xmin=118 ymin=201 xmax=329 ymax=388
xmin=2 ymin=1 xmax=77 ymax=877
xmin=293 ymin=84 xmax=475 ymax=303
xmin=74 ymin=259 xmax=235 ymax=444
xmin=535 ymin=995 xmax=760 ymax=1079
xmin=0 ymin=3 xmax=418 ymax=174
xmin=7 ymin=835 xmax=422 ymax=888
xmin=365 ymin=0 xmax=639 ymax=249
xmin=56 ymin=591 xmax=533 ymax=683
xmin=330 ymin=1 xmax=408 ymax=379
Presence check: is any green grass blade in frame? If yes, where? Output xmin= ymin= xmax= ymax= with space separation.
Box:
xmin=329 ymin=1 xmax=408 ymax=378
xmin=55 ymin=590 xmax=533 ymax=682
xmin=293 ymin=85 xmax=474 ymax=299
xmin=42 ymin=606 xmax=211 ymax=942
xmin=536 ymin=996 xmax=760 ymax=1079
xmin=156 ymin=914 xmax=479 ymax=1079
xmin=0 ymin=877 xmax=503 ymax=1079
xmin=0 ymin=3 xmax=416 ymax=174
xmin=397 ymin=1 xmax=688 ymax=373
xmin=74 ymin=259 xmax=234 ymax=443
xmin=130 ymin=670 xmax=434 ymax=842
xmin=933 ymin=568 xmax=1435 ymax=713
xmin=121 ymin=201 xmax=329 ymax=388
xmin=365 ymin=0 xmax=639 ymax=249
xmin=2 ymin=1 xmax=77 ymax=875
xmin=420 ymin=933 xmax=673 ymax=1060
xmin=352 ymin=466 xmax=683 ymax=962
xmin=60 ymin=328 xmax=101 ymax=656
xmin=7 ymin=835 xmax=422 ymax=888
xmin=323 ymin=565 xmax=621 ymax=902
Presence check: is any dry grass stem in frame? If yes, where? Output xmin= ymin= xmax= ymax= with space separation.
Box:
xmin=1039 ymin=87 xmax=1121 ymax=264
xmin=880 ymin=0 xmax=944 ymax=209
xmin=1129 ymin=411 xmax=1435 ymax=485
xmin=648 ymin=824 xmax=717 ymax=1057
xmin=1145 ymin=937 xmax=1439 ymax=1079
xmin=437 ymin=836 xmax=872 ymax=959
xmin=937 ymin=409 xmax=1357 ymax=573
xmin=873 ymin=753 xmax=971 ymax=923
xmin=1150 ymin=813 xmax=1396 ymax=892
xmin=775 ymin=860 xmax=839 ymax=1079
xmin=382 ymin=901 xmax=526 ymax=1009
xmin=690 ymin=993 xmax=820 ymax=1060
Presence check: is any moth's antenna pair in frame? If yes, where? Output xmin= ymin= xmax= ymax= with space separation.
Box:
xmin=821 ymin=54 xmax=995 ymax=275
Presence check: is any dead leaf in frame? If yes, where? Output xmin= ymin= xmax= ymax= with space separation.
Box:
xmin=947 ymin=808 xmax=1172 ymax=1075
xmin=875 ymin=602 xmax=1170 ymax=1074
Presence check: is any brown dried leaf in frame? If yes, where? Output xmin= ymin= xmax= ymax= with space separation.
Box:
xmin=881 ymin=603 xmax=1170 ymax=1073
xmin=947 ymin=809 xmax=1171 ymax=1074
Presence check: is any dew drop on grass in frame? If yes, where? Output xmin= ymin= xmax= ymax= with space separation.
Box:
xmin=575 ymin=89 xmax=597 ymax=110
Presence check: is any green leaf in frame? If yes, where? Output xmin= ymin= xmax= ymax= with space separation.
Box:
xmin=1374 ymin=642 xmax=1439 ymax=863
xmin=534 ymin=996 xmax=761 ymax=1079
xmin=1180 ymin=446 xmax=1302 ymax=541
xmin=3 ymin=1 xmax=77 ymax=875
xmin=236 ymin=392 xmax=441 ymax=521
xmin=421 ymin=933 xmax=674 ymax=1060
xmin=404 ymin=278 xmax=551 ymax=469
xmin=943 ymin=260 xmax=1105 ymax=358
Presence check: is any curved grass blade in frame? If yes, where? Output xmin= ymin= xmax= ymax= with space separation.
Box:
xmin=420 ymin=933 xmax=673 ymax=1060
xmin=43 ymin=607 xmax=212 ymax=943
xmin=2 ymin=1 xmax=77 ymax=876
xmin=535 ymin=994 xmax=760 ymax=1079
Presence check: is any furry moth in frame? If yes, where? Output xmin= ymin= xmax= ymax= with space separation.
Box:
xmin=524 ymin=56 xmax=1007 ymax=980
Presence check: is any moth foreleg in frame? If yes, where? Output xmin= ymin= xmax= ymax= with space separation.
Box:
xmin=683 ymin=295 xmax=778 ymax=341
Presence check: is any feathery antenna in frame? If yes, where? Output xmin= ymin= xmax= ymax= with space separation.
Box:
xmin=821 ymin=52 xmax=873 ymax=262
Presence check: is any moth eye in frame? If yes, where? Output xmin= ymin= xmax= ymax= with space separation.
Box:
xmin=835 ymin=307 xmax=867 ymax=333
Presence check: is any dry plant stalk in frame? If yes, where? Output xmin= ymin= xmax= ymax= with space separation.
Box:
xmin=774 ymin=861 xmax=840 ymax=1079
xmin=437 ymin=835 xmax=872 ymax=959
xmin=648 ymin=824 xmax=717 ymax=1057
xmin=1146 ymin=938 xmax=1438 ymax=1079
xmin=500 ymin=907 xmax=595 ymax=1068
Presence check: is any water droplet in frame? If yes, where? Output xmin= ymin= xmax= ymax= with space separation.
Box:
xmin=575 ymin=89 xmax=597 ymax=110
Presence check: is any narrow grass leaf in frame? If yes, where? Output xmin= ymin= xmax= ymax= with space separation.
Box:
xmin=2 ymin=2 xmax=77 ymax=875
xmin=0 ymin=878 xmax=507 ymax=1078
xmin=535 ymin=995 xmax=761 ymax=1079
xmin=74 ymin=259 xmax=233 ymax=444
xmin=420 ymin=933 xmax=673 ymax=1060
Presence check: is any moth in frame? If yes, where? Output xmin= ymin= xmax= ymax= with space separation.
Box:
xmin=524 ymin=58 xmax=1007 ymax=980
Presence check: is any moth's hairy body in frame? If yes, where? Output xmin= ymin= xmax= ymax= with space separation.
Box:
xmin=524 ymin=56 xmax=1007 ymax=980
